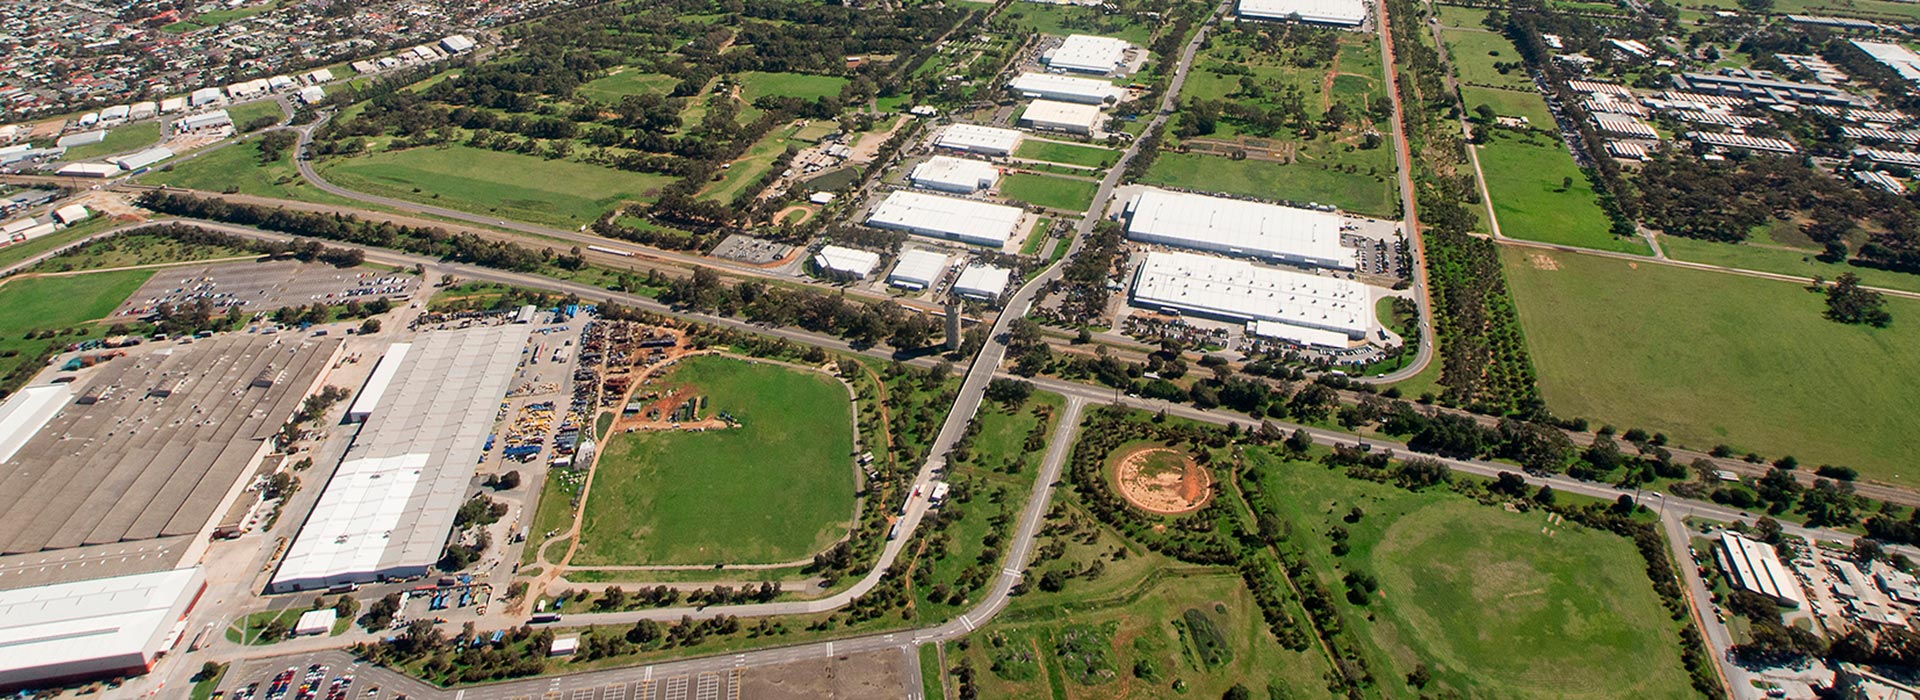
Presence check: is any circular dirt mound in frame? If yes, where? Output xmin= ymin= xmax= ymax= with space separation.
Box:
xmin=1115 ymin=447 xmax=1211 ymax=515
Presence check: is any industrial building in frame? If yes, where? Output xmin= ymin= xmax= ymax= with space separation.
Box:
xmin=188 ymin=87 xmax=222 ymax=107
xmin=1853 ymin=40 xmax=1920 ymax=85
xmin=297 ymin=86 xmax=326 ymax=105
xmin=109 ymin=147 xmax=173 ymax=172
xmin=173 ymin=110 xmax=232 ymax=134
xmin=952 ymin=264 xmax=1013 ymax=301
xmin=1592 ymin=114 xmax=1659 ymax=139
xmin=54 ymin=130 xmax=105 ymax=148
xmin=910 ymin=156 xmax=1000 ymax=193
xmin=1672 ymin=69 xmax=1867 ymax=107
xmin=1237 ymin=0 xmax=1368 ymax=25
xmin=0 ymin=335 xmax=340 ymax=589
xmin=1130 ymin=251 xmax=1370 ymax=345
xmin=1717 ymin=531 xmax=1806 ymax=607
xmin=271 ymin=325 xmax=531 ymax=592
xmin=812 ymin=245 xmax=883 ymax=280
xmin=1008 ymin=73 xmax=1126 ymax=105
xmin=53 ymin=163 xmax=120 ymax=178
xmin=866 ymin=191 xmax=1025 ymax=248
xmin=0 ymin=385 xmax=68 ymax=464
xmin=293 ymin=609 xmax=336 ymax=636
xmin=1020 ymin=100 xmax=1104 ymax=134
xmin=1123 ymin=189 xmax=1357 ymax=270
xmin=888 ymin=249 xmax=950 ymax=290
xmin=1045 ymin=35 xmax=1132 ymax=75
xmin=440 ymin=35 xmax=477 ymax=53
xmin=345 ymin=343 xmax=411 ymax=423
xmin=51 ymin=204 xmax=89 ymax=225
xmin=1688 ymin=131 xmax=1799 ymax=154
xmin=934 ymin=124 xmax=1023 ymax=156
xmin=0 ymin=567 xmax=205 ymax=690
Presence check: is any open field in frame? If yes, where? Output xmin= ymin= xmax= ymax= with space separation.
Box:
xmin=1245 ymin=447 xmax=1697 ymax=700
xmin=1000 ymin=173 xmax=1098 ymax=212
xmin=1014 ymin=139 xmax=1115 ymax=168
xmin=162 ymin=0 xmax=279 ymax=32
xmin=575 ymin=355 xmax=856 ymax=565
xmin=577 ymin=70 xmax=679 ymax=103
xmin=1462 ymin=86 xmax=1555 ymax=129
xmin=1440 ymin=28 xmax=1532 ymax=90
xmin=0 ymin=268 xmax=153 ymax=391
xmin=1433 ymin=3 xmax=1496 ymax=28
xmin=316 ymin=144 xmax=675 ymax=228
xmin=1142 ymin=149 xmax=1397 ymax=217
xmin=1503 ymin=247 xmax=1920 ymax=482
xmin=1682 ymin=0 xmax=1920 ymax=21
xmin=700 ymin=121 xmax=806 ymax=203
xmin=1476 ymin=131 xmax=1647 ymax=254
xmin=736 ymin=71 xmax=850 ymax=103
xmin=227 ymin=100 xmax=287 ymax=130
xmin=1659 ymin=236 xmax=1920 ymax=294
xmin=61 ymin=122 xmax=162 ymax=161
xmin=141 ymin=138 xmax=358 ymax=207
xmin=27 ymin=232 xmax=253 ymax=273
xmin=1003 ymin=3 xmax=1155 ymax=45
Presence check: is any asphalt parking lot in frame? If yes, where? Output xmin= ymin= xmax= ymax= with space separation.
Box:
xmin=117 ymin=260 xmax=419 ymax=318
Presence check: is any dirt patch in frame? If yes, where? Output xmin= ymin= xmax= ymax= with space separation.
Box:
xmin=740 ymin=649 xmax=909 ymax=699
xmin=1114 ymin=447 xmax=1212 ymax=515
xmin=776 ymin=204 xmax=816 ymax=226
xmin=1528 ymin=253 xmax=1560 ymax=271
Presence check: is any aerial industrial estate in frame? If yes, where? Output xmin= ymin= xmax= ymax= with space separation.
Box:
xmin=0 ymin=0 xmax=1919 ymax=698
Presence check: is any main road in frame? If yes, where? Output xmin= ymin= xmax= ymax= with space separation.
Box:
xmin=1365 ymin=0 xmax=1438 ymax=383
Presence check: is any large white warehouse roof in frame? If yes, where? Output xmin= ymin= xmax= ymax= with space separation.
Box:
xmin=866 ymin=191 xmax=1024 ymax=248
xmin=1046 ymin=35 xmax=1132 ymax=74
xmin=814 ymin=245 xmax=882 ymax=278
xmin=953 ymin=264 xmax=1013 ymax=300
xmin=1238 ymin=0 xmax=1368 ymax=25
xmin=935 ymin=124 xmax=1024 ymax=155
xmin=1718 ymin=532 xmax=1806 ymax=607
xmin=1125 ymin=189 xmax=1356 ymax=269
xmin=1131 ymin=251 xmax=1369 ymax=338
xmin=0 ymin=567 xmax=205 ymax=688
xmin=1008 ymin=73 xmax=1126 ymax=105
xmin=1853 ymin=40 xmax=1920 ymax=84
xmin=911 ymin=156 xmax=1001 ymax=193
xmin=0 ymin=385 xmax=69 ymax=465
xmin=889 ymin=249 xmax=950 ymax=289
xmin=345 ymin=342 xmax=410 ymax=422
xmin=1022 ymin=100 xmax=1104 ymax=133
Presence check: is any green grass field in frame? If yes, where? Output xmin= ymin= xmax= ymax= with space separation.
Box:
xmin=62 ymin=122 xmax=162 ymax=161
xmin=1013 ymin=139 xmax=1115 ymax=168
xmin=1476 ymin=131 xmax=1647 ymax=254
xmin=317 ymin=144 xmax=675 ymax=228
xmin=1434 ymin=3 xmax=1496 ymax=28
xmin=736 ymin=72 xmax=850 ymax=103
xmin=575 ymin=355 xmax=856 ymax=565
xmin=1504 ymin=247 xmax=1920 ymax=482
xmin=1000 ymin=173 xmax=1098 ymax=212
xmin=577 ymin=70 xmax=679 ymax=103
xmin=0 ymin=269 xmax=152 ymax=391
xmin=140 ymin=138 xmax=356 ymax=207
xmin=1003 ymin=3 xmax=1154 ymax=45
xmin=700 ymin=122 xmax=804 ymax=203
xmin=1142 ymin=150 xmax=1398 ymax=217
xmin=28 ymin=233 xmax=253 ymax=273
xmin=227 ymin=100 xmax=287 ymax=130
xmin=1462 ymin=86 xmax=1556 ymax=129
xmin=1659 ymin=236 xmax=1920 ymax=294
xmin=162 ymin=0 xmax=279 ymax=33
xmin=1245 ymin=447 xmax=1696 ymax=700
xmin=1441 ymin=28 xmax=1533 ymax=90
xmin=1683 ymin=0 xmax=1920 ymax=21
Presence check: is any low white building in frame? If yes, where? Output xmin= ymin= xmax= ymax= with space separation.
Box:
xmin=173 ymin=110 xmax=233 ymax=134
xmin=1130 ymin=251 xmax=1370 ymax=342
xmin=1021 ymin=100 xmax=1104 ymax=134
xmin=128 ymin=101 xmax=157 ymax=119
xmin=305 ymin=68 xmax=336 ymax=84
xmin=550 ymin=636 xmax=579 ymax=656
xmin=159 ymin=97 xmax=187 ymax=113
xmin=54 ymin=163 xmax=121 ymax=178
xmin=188 ymin=87 xmax=224 ymax=107
xmin=99 ymin=105 xmax=130 ymax=123
xmin=52 ymin=205 xmax=89 ymax=225
xmin=54 ymin=130 xmax=106 ymax=148
xmin=298 ymin=86 xmax=326 ymax=105
xmin=0 ymin=568 xmax=206 ymax=689
xmin=812 ymin=245 xmax=883 ymax=280
xmin=440 ymin=35 xmax=477 ymax=54
xmin=866 ymin=191 xmax=1024 ymax=248
xmin=1238 ymin=0 xmax=1368 ymax=25
xmin=111 ymin=147 xmax=174 ymax=172
xmin=1717 ymin=532 xmax=1805 ymax=607
xmin=910 ymin=156 xmax=1000 ymax=193
xmin=953 ymin=264 xmax=1013 ymax=300
xmin=935 ymin=124 xmax=1024 ymax=156
xmin=293 ymin=609 xmax=336 ymax=636
xmin=1009 ymin=73 xmax=1125 ymax=105
xmin=226 ymin=79 xmax=270 ymax=99
xmin=888 ymin=249 xmax=950 ymax=290
xmin=1046 ymin=35 xmax=1132 ymax=75
xmin=267 ymin=75 xmax=297 ymax=92
xmin=1124 ymin=189 xmax=1356 ymax=269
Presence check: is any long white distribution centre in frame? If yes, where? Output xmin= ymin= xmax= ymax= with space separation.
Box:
xmin=1046 ymin=35 xmax=1132 ymax=74
xmin=1008 ymin=73 xmax=1126 ymax=105
xmin=1124 ymin=189 xmax=1357 ymax=270
xmin=1237 ymin=0 xmax=1368 ymax=25
xmin=866 ymin=191 xmax=1024 ymax=248
xmin=1131 ymin=251 xmax=1369 ymax=340
xmin=934 ymin=124 xmax=1024 ymax=156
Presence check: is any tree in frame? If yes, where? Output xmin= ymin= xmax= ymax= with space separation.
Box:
xmin=359 ymin=318 xmax=382 ymax=334
xmin=1284 ymin=428 xmax=1314 ymax=455
xmin=1223 ymin=684 xmax=1252 ymax=700
xmin=1824 ymin=273 xmax=1892 ymax=327
xmin=1754 ymin=515 xmax=1784 ymax=544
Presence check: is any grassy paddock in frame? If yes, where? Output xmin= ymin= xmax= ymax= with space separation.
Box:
xmin=1660 ymin=236 xmax=1920 ymax=294
xmin=576 ymin=355 xmax=856 ymax=565
xmin=62 ymin=122 xmax=162 ymax=161
xmin=317 ymin=144 xmax=675 ymax=228
xmin=0 ymin=269 xmax=151 ymax=390
xmin=577 ymin=70 xmax=679 ymax=103
xmin=1476 ymin=131 xmax=1646 ymax=254
xmin=1000 ymin=173 xmax=1098 ymax=212
xmin=1503 ymin=247 xmax=1920 ymax=482
xmin=1014 ymin=139 xmax=1116 ymax=168
xmin=1441 ymin=28 xmax=1532 ymax=90
xmin=736 ymin=72 xmax=850 ymax=102
xmin=1462 ymin=86 xmax=1555 ymax=129
xmin=1142 ymin=150 xmax=1397 ymax=217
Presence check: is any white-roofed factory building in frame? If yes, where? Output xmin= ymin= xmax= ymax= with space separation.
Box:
xmin=270 ymin=324 xmax=531 ymax=592
xmin=1238 ymin=0 xmax=1368 ymax=25
xmin=953 ymin=264 xmax=1013 ymax=301
xmin=910 ymin=156 xmax=1000 ymax=193
xmin=109 ymin=147 xmax=173 ymax=172
xmin=1045 ymin=35 xmax=1133 ymax=75
xmin=1020 ymin=99 xmax=1104 ymax=134
xmin=1124 ymin=189 xmax=1357 ymax=270
xmin=345 ymin=342 xmax=411 ymax=422
xmin=812 ymin=245 xmax=883 ymax=280
xmin=888 ymin=249 xmax=951 ymax=290
xmin=0 ymin=384 xmax=70 ymax=465
xmin=866 ymin=191 xmax=1026 ymax=248
xmin=173 ymin=110 xmax=233 ymax=135
xmin=1008 ymin=73 xmax=1126 ymax=105
xmin=0 ymin=567 xmax=206 ymax=690
xmin=935 ymin=124 xmax=1024 ymax=156
xmin=1131 ymin=250 xmax=1370 ymax=345
xmin=1716 ymin=531 xmax=1806 ymax=607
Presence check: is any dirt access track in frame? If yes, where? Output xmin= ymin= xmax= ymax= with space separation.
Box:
xmin=1114 ymin=447 xmax=1212 ymax=515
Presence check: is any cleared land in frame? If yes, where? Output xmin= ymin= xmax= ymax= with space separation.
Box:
xmin=62 ymin=122 xmax=162 ymax=161
xmin=1014 ymin=140 xmax=1116 ymax=168
xmin=317 ymin=144 xmax=675 ymax=228
xmin=577 ymin=70 xmax=678 ymax=103
xmin=227 ymin=100 xmax=287 ymax=130
xmin=1504 ymin=247 xmax=1920 ymax=482
xmin=575 ymin=355 xmax=856 ymax=565
xmin=1246 ymin=447 xmax=1697 ymax=700
xmin=1462 ymin=86 xmax=1555 ymax=129
xmin=0 ymin=269 xmax=153 ymax=391
xmin=141 ymin=138 xmax=355 ymax=206
xmin=1143 ymin=149 xmax=1397 ymax=217
xmin=1659 ymin=236 xmax=1920 ymax=294
xmin=1000 ymin=173 xmax=1098 ymax=211
xmin=736 ymin=71 xmax=850 ymax=102
xmin=1004 ymin=3 xmax=1154 ymax=45
xmin=1441 ymin=28 xmax=1533 ymax=90
xmin=1477 ymin=130 xmax=1647 ymax=254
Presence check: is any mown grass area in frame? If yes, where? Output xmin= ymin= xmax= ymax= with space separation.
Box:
xmin=577 ymin=70 xmax=679 ymax=103
xmin=140 ymin=138 xmax=358 ymax=207
xmin=1014 ymin=139 xmax=1116 ymax=168
xmin=1659 ymin=236 xmax=1920 ymax=294
xmin=227 ymin=99 xmax=287 ymax=130
xmin=1433 ymin=3 xmax=1496 ymax=28
xmin=1462 ymin=86 xmax=1555 ymax=129
xmin=1002 ymin=3 xmax=1154 ymax=45
xmin=736 ymin=71 xmax=850 ymax=103
xmin=0 ymin=268 xmax=151 ymax=392
xmin=28 ymin=232 xmax=254 ymax=273
xmin=1142 ymin=148 xmax=1397 ymax=217
xmin=1243 ymin=447 xmax=1698 ymax=700
xmin=1503 ymin=247 xmax=1920 ymax=483
xmin=1681 ymin=0 xmax=1920 ymax=21
xmin=1441 ymin=27 xmax=1532 ymax=90
xmin=190 ymin=664 xmax=227 ymax=700
xmin=1000 ymin=173 xmax=1098 ymax=212
xmin=576 ymin=355 xmax=856 ymax=565
xmin=316 ymin=144 xmax=676 ymax=228
xmin=62 ymin=121 xmax=162 ymax=161
xmin=699 ymin=121 xmax=806 ymax=203
xmin=1476 ymin=130 xmax=1647 ymax=254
